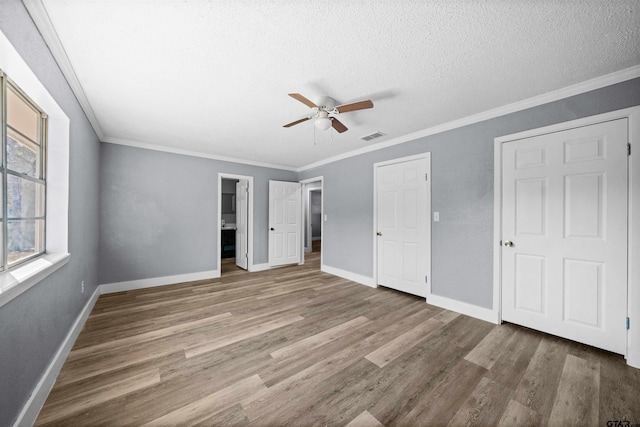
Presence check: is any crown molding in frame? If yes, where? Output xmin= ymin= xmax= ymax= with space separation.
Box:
xmin=102 ymin=137 xmax=298 ymax=171
xmin=22 ymin=0 xmax=639 ymax=173
xmin=297 ymin=64 xmax=640 ymax=172
xmin=23 ymin=0 xmax=105 ymax=140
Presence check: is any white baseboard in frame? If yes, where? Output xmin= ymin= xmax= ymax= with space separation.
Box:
xmin=321 ymin=265 xmax=376 ymax=288
xmin=627 ymin=348 xmax=640 ymax=369
xmin=13 ymin=287 xmax=100 ymax=427
xmin=427 ymin=293 xmax=499 ymax=324
xmin=249 ymin=263 xmax=270 ymax=272
xmin=100 ymin=270 xmax=219 ymax=294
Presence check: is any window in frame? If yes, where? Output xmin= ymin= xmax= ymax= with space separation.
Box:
xmin=1 ymin=71 xmax=47 ymax=269
xmin=0 ymin=30 xmax=69 ymax=307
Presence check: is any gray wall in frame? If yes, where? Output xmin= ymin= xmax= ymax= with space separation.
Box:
xmin=300 ymin=78 xmax=640 ymax=309
xmin=0 ymin=1 xmax=101 ymax=425
xmin=99 ymin=144 xmax=297 ymax=284
xmin=0 ymin=2 xmax=638 ymax=424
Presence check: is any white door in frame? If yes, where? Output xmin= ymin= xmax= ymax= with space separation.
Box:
xmin=376 ymin=156 xmax=430 ymax=297
xmin=235 ymin=180 xmax=248 ymax=270
xmin=269 ymin=180 xmax=302 ymax=267
xmin=501 ymin=119 xmax=628 ymax=354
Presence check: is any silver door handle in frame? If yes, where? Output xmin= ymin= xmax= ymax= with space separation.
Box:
xmin=376 ymin=232 xmax=382 ymax=236
xmin=504 ymin=240 xmax=514 ymax=247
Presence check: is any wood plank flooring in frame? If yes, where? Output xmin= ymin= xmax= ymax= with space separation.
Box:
xmin=36 ymin=248 xmax=640 ymax=426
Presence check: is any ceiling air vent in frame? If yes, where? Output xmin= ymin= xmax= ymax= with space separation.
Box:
xmin=361 ymin=131 xmax=386 ymax=141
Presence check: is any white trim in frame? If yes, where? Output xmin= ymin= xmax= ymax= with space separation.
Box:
xmin=0 ymin=29 xmax=70 ymax=307
xmin=217 ymin=173 xmax=255 ymax=274
xmin=495 ymin=108 xmax=639 ymax=143
xmin=427 ymin=293 xmax=499 ymax=324
xmin=100 ymin=270 xmax=219 ymax=294
xmin=373 ymin=153 xmax=431 ymax=293
xmin=22 ymin=0 xmax=105 ymax=140
xmin=104 ymin=137 xmax=297 ymax=172
xmin=0 ymin=253 xmax=70 ymax=308
xmin=299 ymin=65 xmax=640 ymax=172
xmin=300 ymin=177 xmax=323 ymax=262
xmin=23 ymin=0 xmax=640 ymax=175
xmin=627 ymin=107 xmax=640 ymax=369
xmin=493 ymin=106 xmax=640 ymax=368
xmin=321 ymin=264 xmax=376 ymax=288
xmin=249 ymin=263 xmax=270 ymax=272
xmin=12 ymin=286 xmax=100 ymax=427
xmin=493 ymin=134 xmax=503 ymax=325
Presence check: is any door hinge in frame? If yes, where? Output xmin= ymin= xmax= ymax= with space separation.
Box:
xmin=425 ymin=275 xmax=428 ymax=283
xmin=628 ymin=143 xmax=631 ymax=156
xmin=627 ymin=317 xmax=631 ymax=330
xmin=425 ymin=173 xmax=428 ymax=181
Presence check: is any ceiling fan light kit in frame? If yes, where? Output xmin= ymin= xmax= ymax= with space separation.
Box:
xmin=283 ymin=93 xmax=374 ymax=134
xmin=314 ymin=116 xmax=332 ymax=131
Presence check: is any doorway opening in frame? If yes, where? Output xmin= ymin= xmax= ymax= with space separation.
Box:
xmin=218 ymin=173 xmax=254 ymax=276
xmin=307 ymin=189 xmax=322 ymax=252
xmin=300 ymin=177 xmax=323 ymax=269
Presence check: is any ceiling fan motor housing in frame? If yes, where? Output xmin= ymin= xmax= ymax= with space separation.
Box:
xmin=317 ymin=96 xmax=338 ymax=114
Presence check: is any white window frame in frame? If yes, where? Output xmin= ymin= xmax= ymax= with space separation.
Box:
xmin=2 ymin=76 xmax=48 ymax=269
xmin=0 ymin=30 xmax=70 ymax=308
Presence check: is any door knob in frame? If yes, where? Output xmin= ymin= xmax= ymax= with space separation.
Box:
xmin=504 ymin=240 xmax=514 ymax=247
xmin=376 ymin=232 xmax=382 ymax=236
xmin=270 ymin=227 xmax=275 ymax=231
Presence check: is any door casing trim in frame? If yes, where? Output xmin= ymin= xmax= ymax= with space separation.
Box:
xmin=493 ymin=106 xmax=640 ymax=368
xmin=373 ymin=152 xmax=432 ymax=295
xmin=217 ymin=173 xmax=254 ymax=272
xmin=299 ymin=176 xmax=324 ymax=267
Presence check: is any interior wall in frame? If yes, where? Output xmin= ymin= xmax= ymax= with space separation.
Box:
xmin=0 ymin=2 xmax=101 ymax=425
xmin=1 ymin=2 xmax=638 ymax=422
xmin=299 ymin=77 xmax=640 ymax=310
xmin=98 ymin=144 xmax=297 ymax=284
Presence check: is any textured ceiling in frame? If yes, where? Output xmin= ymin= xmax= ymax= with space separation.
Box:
xmin=29 ymin=1 xmax=640 ymax=169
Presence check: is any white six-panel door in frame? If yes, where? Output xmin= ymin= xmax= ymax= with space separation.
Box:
xmin=269 ymin=180 xmax=302 ymax=267
xmin=501 ymin=119 xmax=628 ymax=354
xmin=235 ymin=180 xmax=248 ymax=270
xmin=376 ymin=156 xmax=430 ymax=297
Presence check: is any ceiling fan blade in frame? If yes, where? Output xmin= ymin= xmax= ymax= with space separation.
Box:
xmin=336 ymin=99 xmax=374 ymax=113
xmin=288 ymin=93 xmax=318 ymax=109
xmin=283 ymin=116 xmax=311 ymax=128
xmin=331 ymin=118 xmax=348 ymax=133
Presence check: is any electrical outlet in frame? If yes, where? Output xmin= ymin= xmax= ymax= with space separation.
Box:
xmin=81 ymin=280 xmax=85 ymax=293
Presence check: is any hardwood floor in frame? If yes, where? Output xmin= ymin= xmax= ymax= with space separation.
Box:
xmin=36 ymin=249 xmax=640 ymax=426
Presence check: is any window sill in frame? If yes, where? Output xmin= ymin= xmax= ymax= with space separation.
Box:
xmin=0 ymin=253 xmax=70 ymax=308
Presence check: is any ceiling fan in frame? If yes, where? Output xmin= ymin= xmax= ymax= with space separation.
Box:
xmin=283 ymin=93 xmax=374 ymax=133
